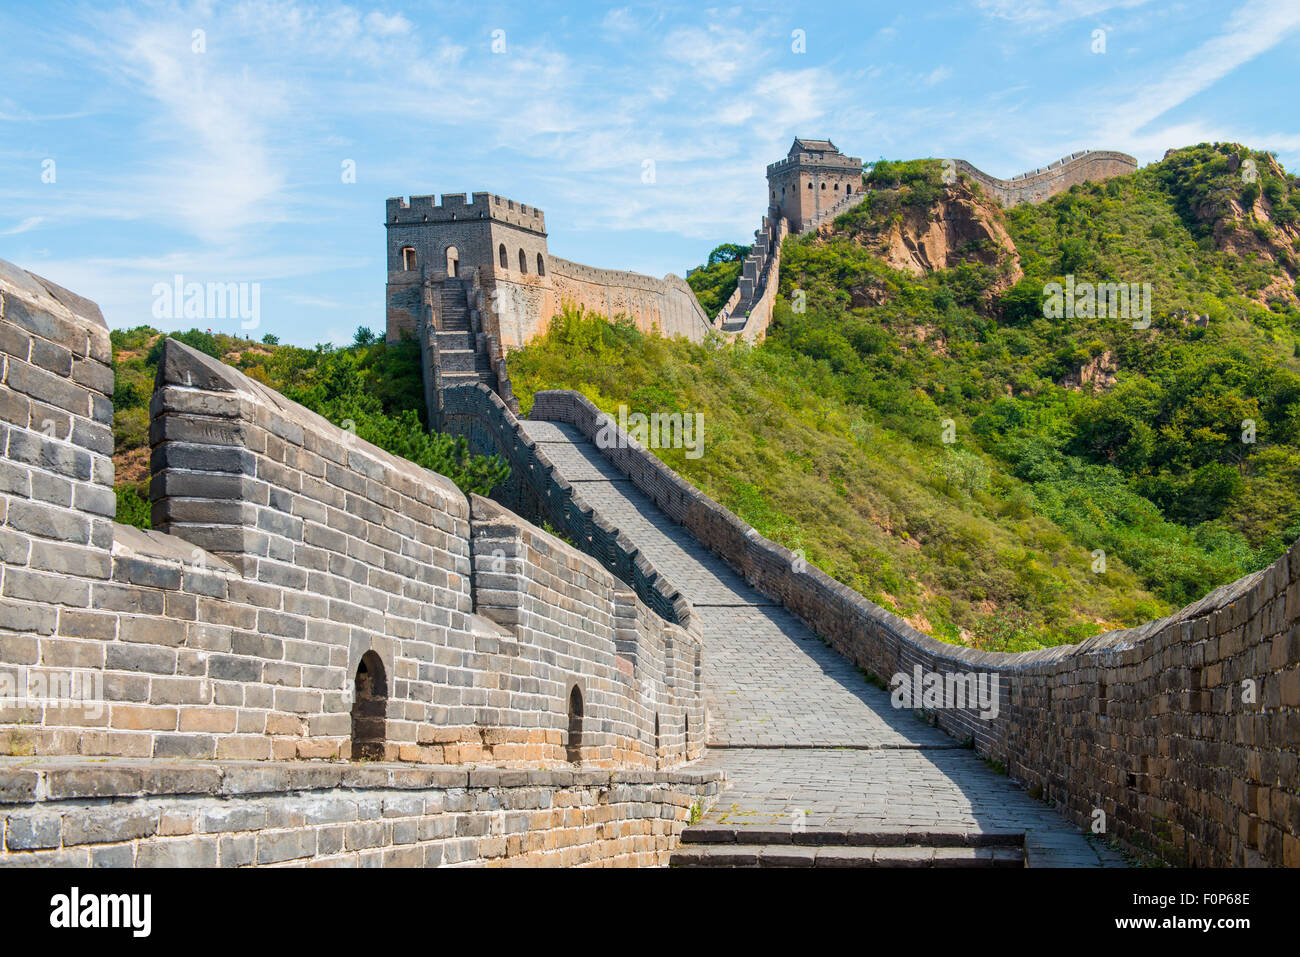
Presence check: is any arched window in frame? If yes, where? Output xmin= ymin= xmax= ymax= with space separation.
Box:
xmin=846 ymin=184 xmax=852 ymax=195
xmin=807 ymin=181 xmax=813 ymax=189
xmin=401 ymin=247 xmax=417 ymax=271
xmin=518 ymin=249 xmax=527 ymax=273
xmin=536 ymin=253 xmax=546 ymax=276
xmin=566 ymin=685 xmax=584 ymax=764
xmin=445 ymin=245 xmax=459 ymax=278
xmin=834 ymin=182 xmax=840 ymax=190
xmin=820 ymin=182 xmax=826 ymax=189
xmin=499 ymin=243 xmax=508 ymax=268
xmin=350 ymin=650 xmax=387 ymax=761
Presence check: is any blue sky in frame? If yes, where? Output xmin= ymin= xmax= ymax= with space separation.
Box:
xmin=1 ymin=0 xmax=1298 ymax=346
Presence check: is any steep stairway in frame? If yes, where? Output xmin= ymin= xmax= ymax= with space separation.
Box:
xmin=434 ymin=279 xmax=498 ymax=391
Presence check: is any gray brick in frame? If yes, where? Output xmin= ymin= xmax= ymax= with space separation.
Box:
xmin=136 ymin=837 xmax=218 ymax=868
xmin=61 ymin=806 xmax=159 ymax=846
xmin=4 ymin=814 xmax=61 ymax=850
xmin=257 ymin=828 xmax=317 ymax=864
xmin=2 ymin=567 xmax=90 ymax=606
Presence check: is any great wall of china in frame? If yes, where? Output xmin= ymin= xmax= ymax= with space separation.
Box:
xmin=3 ymin=138 xmax=1297 ymax=868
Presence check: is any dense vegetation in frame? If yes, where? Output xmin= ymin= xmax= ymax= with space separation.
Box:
xmin=686 ymin=242 xmax=750 ymax=316
xmin=508 ymin=144 xmax=1300 ymax=651
xmin=110 ymin=326 xmax=509 ymax=528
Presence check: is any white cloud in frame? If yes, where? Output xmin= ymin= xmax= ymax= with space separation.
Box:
xmin=1102 ymin=0 xmax=1300 ymax=140
xmin=921 ymin=66 xmax=953 ymax=86
xmin=364 ymin=11 xmax=412 ymax=37
xmin=0 ymin=216 xmax=43 ymax=236
xmin=663 ymin=24 xmax=761 ymax=87
xmin=976 ymin=0 xmax=1152 ymax=25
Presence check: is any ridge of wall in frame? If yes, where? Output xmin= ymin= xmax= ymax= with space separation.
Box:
xmin=955 ymin=150 xmax=1139 ymax=207
xmin=529 ymin=388 xmax=1300 ymax=867
xmin=716 ymin=216 xmax=789 ymax=343
xmin=439 ymin=383 xmax=702 ymax=638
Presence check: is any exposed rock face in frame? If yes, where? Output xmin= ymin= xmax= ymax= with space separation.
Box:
xmin=848 ymin=277 xmax=890 ymax=308
xmin=1061 ymin=349 xmax=1118 ymax=393
xmin=838 ymin=180 xmax=1023 ymax=305
xmin=1198 ymin=155 xmax=1300 ymax=306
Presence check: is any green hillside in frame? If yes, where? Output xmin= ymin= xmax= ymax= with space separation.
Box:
xmin=508 ymin=143 xmax=1300 ymax=651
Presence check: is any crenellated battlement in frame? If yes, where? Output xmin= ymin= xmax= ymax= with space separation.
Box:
xmin=386 ymin=192 xmax=546 ymax=233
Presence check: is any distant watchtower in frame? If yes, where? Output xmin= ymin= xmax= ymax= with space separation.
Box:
xmin=766 ymin=138 xmax=863 ymax=233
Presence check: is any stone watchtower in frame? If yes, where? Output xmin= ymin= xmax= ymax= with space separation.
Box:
xmin=766 ymin=138 xmax=863 ymax=233
xmin=384 ymin=192 xmax=550 ymax=341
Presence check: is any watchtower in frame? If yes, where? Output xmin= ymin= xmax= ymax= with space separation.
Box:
xmin=384 ymin=192 xmax=550 ymax=340
xmin=766 ymin=138 xmax=863 ymax=233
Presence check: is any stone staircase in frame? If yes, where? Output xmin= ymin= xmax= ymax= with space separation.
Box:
xmin=434 ymin=279 xmax=498 ymax=392
xmin=797 ymin=188 xmax=867 ymax=235
xmin=670 ymin=825 xmax=1024 ymax=868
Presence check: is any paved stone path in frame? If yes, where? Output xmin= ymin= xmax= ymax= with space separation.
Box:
xmin=520 ymin=420 xmax=1123 ymax=865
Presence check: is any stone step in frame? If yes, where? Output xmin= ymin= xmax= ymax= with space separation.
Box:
xmin=438 ymin=349 xmax=479 ymax=373
xmin=669 ymin=843 xmax=1023 ymax=868
xmin=435 ymin=331 xmax=474 ymax=350
xmin=680 ymin=825 xmax=1023 ymax=848
xmin=440 ymin=370 xmax=496 ymax=390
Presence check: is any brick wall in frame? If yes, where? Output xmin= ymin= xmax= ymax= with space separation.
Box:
xmin=0 ymin=260 xmax=704 ymax=775
xmin=955 ymin=150 xmax=1139 ymax=207
xmin=530 ymin=388 xmax=1300 ymax=867
xmin=547 ymin=258 xmax=711 ymax=342
xmin=0 ymin=758 xmax=720 ymax=867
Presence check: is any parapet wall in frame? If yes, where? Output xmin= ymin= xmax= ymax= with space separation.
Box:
xmin=0 ymin=758 xmax=720 ymax=866
xmin=440 ymin=383 xmax=701 ymax=637
xmin=387 ymin=193 xmax=547 ymax=233
xmin=544 ymin=258 xmax=711 ymax=342
xmin=529 ymin=389 xmax=1300 ymax=868
xmin=955 ymin=150 xmax=1138 ymax=207
xmin=0 ymin=260 xmax=703 ymax=776
xmin=718 ymin=216 xmax=789 ymax=343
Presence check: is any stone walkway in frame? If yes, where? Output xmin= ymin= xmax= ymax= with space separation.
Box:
xmin=520 ymin=420 xmax=1123 ymax=866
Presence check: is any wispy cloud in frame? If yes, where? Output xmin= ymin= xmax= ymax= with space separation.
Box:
xmin=976 ymin=0 xmax=1152 ymax=26
xmin=1095 ymin=0 xmax=1300 ymax=148
xmin=0 ymin=216 xmax=43 ymax=236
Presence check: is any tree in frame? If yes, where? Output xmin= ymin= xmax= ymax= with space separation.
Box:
xmin=707 ymin=244 xmax=751 ymax=266
xmin=354 ymin=326 xmax=376 ymax=346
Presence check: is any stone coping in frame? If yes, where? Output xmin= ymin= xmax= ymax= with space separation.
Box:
xmin=158 ymin=338 xmax=467 ymax=516
xmin=0 ymin=758 xmax=725 ymax=804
